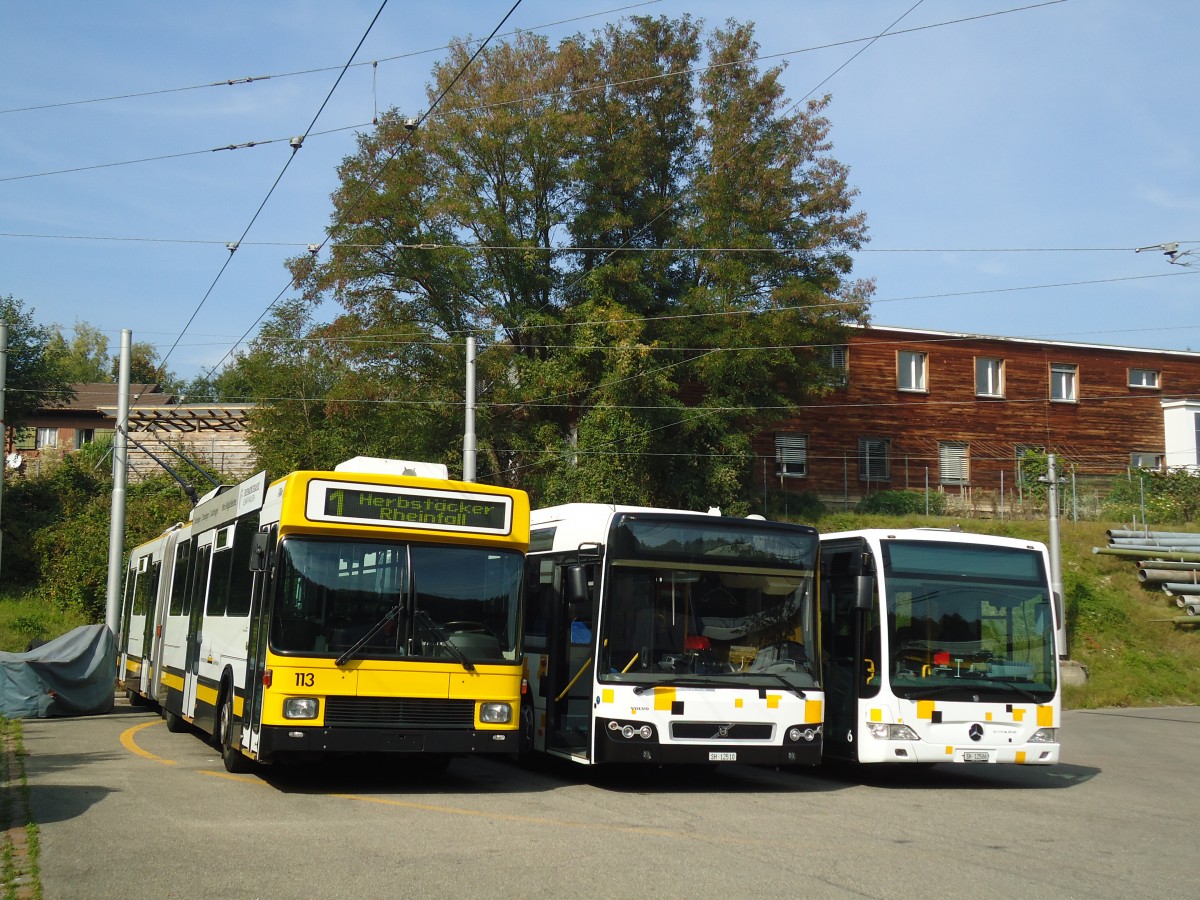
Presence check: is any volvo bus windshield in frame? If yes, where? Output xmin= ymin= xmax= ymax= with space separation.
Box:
xmin=597 ymin=516 xmax=820 ymax=691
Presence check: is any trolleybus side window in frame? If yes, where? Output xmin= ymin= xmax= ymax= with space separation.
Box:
xmin=169 ymin=539 xmax=191 ymax=616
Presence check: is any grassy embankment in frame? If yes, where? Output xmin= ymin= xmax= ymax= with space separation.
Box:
xmin=1 ymin=514 xmax=1197 ymax=709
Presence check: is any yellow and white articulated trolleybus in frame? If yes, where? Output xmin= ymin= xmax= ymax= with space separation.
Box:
xmin=819 ymin=528 xmax=1061 ymax=766
xmin=118 ymin=457 xmax=530 ymax=771
xmin=521 ymin=504 xmax=824 ymax=767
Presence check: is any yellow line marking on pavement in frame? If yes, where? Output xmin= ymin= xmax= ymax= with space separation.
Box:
xmin=119 ymin=720 xmax=177 ymax=766
xmin=198 ymin=771 xmax=268 ymax=784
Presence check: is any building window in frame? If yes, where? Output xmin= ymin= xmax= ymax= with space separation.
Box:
xmin=975 ymin=357 xmax=1004 ymax=398
xmin=775 ymin=433 xmax=808 ymax=478
xmin=939 ymin=441 xmax=969 ymax=485
xmin=829 ymin=345 xmax=848 ymax=387
xmin=897 ymin=351 xmax=927 ymax=392
xmin=36 ymin=427 xmax=58 ymax=449
xmin=1130 ymin=451 xmax=1164 ymax=470
xmin=75 ymin=428 xmax=96 ymax=450
xmin=1129 ymin=368 xmax=1160 ymax=389
xmin=1050 ymin=363 xmax=1077 ymax=402
xmin=858 ymin=437 xmax=891 ymax=482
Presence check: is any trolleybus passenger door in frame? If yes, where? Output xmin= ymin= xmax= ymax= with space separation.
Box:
xmin=546 ymin=562 xmax=595 ymax=757
xmin=183 ymin=537 xmax=214 ymax=720
xmin=138 ymin=557 xmax=162 ymax=697
xmin=243 ymin=526 xmax=276 ymax=756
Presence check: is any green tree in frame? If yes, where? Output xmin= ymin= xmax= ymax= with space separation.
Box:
xmin=0 ymin=294 xmax=74 ymax=427
xmin=250 ymin=15 xmax=873 ymax=508
xmin=46 ymin=320 xmax=111 ymax=383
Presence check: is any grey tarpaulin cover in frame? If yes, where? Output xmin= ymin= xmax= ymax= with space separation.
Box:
xmin=0 ymin=624 xmax=116 ymax=718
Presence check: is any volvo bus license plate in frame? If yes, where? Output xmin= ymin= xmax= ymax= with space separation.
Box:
xmin=962 ymin=751 xmax=990 ymax=762
xmin=709 ymin=751 xmax=737 ymax=762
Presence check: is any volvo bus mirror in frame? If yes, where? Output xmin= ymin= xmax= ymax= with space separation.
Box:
xmin=854 ymin=574 xmax=876 ymax=611
xmin=565 ymin=564 xmax=591 ymax=608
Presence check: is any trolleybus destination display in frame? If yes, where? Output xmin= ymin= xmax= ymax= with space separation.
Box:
xmin=306 ymin=479 xmax=513 ymax=534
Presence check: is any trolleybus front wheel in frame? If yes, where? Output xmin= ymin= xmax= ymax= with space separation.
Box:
xmin=218 ymin=691 xmax=250 ymax=774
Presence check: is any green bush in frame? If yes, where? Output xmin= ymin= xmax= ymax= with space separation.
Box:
xmin=854 ymin=489 xmax=946 ymax=516
xmin=1103 ymin=468 xmax=1200 ymax=524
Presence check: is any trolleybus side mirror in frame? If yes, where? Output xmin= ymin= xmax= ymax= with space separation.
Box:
xmin=249 ymin=532 xmax=274 ymax=572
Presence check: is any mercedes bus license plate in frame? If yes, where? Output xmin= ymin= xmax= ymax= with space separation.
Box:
xmin=709 ymin=751 xmax=737 ymax=762
xmin=962 ymin=751 xmax=989 ymax=762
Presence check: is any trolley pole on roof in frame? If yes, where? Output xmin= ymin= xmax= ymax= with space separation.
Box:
xmin=463 ymin=335 xmax=477 ymax=483
xmin=104 ymin=330 xmax=132 ymax=634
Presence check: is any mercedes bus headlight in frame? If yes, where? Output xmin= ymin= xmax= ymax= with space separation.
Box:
xmin=283 ymin=697 xmax=319 ymax=720
xmin=866 ymin=722 xmax=919 ymax=741
xmin=480 ymin=702 xmax=513 ymax=724
xmin=1028 ymin=728 xmax=1057 ymax=744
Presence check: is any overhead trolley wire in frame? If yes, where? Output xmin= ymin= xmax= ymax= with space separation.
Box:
xmin=0 ymin=1 xmax=664 ymax=117
xmin=157 ymin=0 xmax=392 ymax=375
xmin=201 ymin=0 xmax=528 ymax=381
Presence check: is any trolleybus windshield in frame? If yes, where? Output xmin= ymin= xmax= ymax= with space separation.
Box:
xmin=597 ymin=516 xmax=819 ymax=692
xmin=270 ymin=537 xmax=523 ymax=664
xmin=881 ymin=539 xmax=1056 ymax=701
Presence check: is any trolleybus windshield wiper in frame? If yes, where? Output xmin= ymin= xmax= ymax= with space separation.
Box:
xmin=335 ymin=603 xmax=405 ymax=667
xmin=415 ymin=609 xmax=475 ymax=672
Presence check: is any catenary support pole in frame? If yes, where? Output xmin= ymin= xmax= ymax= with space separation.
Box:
xmin=104 ymin=330 xmax=132 ymax=634
xmin=463 ymin=335 xmax=476 ymax=483
xmin=0 ymin=324 xmax=7 ymax=576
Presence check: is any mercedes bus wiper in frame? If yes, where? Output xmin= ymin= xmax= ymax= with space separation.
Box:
xmin=336 ymin=604 xmax=404 ymax=667
xmin=415 ymin=609 xmax=475 ymax=672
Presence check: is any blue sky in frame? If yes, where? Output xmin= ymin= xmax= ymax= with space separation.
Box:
xmin=2 ymin=0 xmax=1197 ymax=381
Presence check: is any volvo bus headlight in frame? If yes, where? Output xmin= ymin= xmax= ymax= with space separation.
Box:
xmin=480 ymin=702 xmax=512 ymax=724
xmin=1028 ymin=728 xmax=1057 ymax=744
xmin=787 ymin=726 xmax=820 ymax=743
xmin=605 ymin=719 xmax=656 ymax=740
xmin=283 ymin=697 xmax=319 ymax=720
xmin=867 ymin=722 xmax=919 ymax=741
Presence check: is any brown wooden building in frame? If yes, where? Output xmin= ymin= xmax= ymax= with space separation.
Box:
xmin=6 ymin=383 xmax=256 ymax=481
xmin=759 ymin=326 xmax=1200 ymax=509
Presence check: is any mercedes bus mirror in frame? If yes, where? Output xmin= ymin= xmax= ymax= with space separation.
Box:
xmin=854 ymin=574 xmax=876 ymax=611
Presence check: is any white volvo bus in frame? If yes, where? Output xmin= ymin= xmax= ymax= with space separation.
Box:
xmin=521 ymin=504 xmax=824 ymax=767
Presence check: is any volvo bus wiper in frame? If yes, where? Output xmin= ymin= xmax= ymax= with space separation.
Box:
xmin=415 ymin=609 xmax=475 ymax=672
xmin=335 ymin=604 xmax=404 ymax=667
xmin=761 ymin=672 xmax=807 ymax=699
xmin=632 ymin=677 xmax=738 ymax=695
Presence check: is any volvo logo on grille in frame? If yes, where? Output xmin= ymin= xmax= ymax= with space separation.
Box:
xmin=713 ymin=724 xmax=733 ymax=739
xmin=968 ymin=723 xmax=984 ymax=742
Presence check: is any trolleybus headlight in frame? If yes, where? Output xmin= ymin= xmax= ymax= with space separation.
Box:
xmin=1028 ymin=728 xmax=1057 ymax=744
xmin=480 ymin=702 xmax=512 ymax=724
xmin=283 ymin=697 xmax=319 ymax=720
xmin=866 ymin=722 xmax=919 ymax=741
